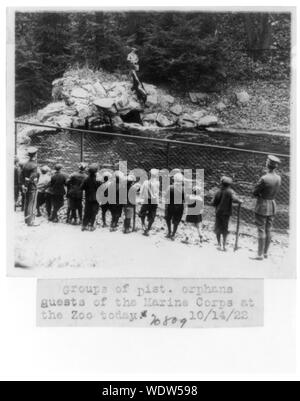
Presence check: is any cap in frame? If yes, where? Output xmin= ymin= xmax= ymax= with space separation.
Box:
xmin=150 ymin=169 xmax=159 ymax=177
xmin=174 ymin=173 xmax=184 ymax=183
xmin=192 ymin=186 xmax=203 ymax=195
xmin=221 ymin=176 xmax=233 ymax=185
xmin=127 ymin=174 xmax=136 ymax=182
xmin=114 ymin=171 xmax=125 ymax=180
xmin=54 ymin=164 xmax=63 ymax=171
xmin=89 ymin=163 xmax=99 ymax=174
xmin=41 ymin=165 xmax=50 ymax=173
xmin=27 ymin=147 xmax=38 ymax=156
xmin=78 ymin=162 xmax=87 ymax=171
xmin=103 ymin=171 xmax=113 ymax=179
xmin=268 ymin=155 xmax=281 ymax=165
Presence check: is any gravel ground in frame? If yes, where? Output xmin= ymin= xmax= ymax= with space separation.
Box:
xmin=12 ymin=206 xmax=293 ymax=279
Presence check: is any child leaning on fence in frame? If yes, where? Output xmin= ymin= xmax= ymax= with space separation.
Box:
xmin=212 ymin=176 xmax=243 ymax=252
xmin=185 ymin=186 xmax=204 ymax=245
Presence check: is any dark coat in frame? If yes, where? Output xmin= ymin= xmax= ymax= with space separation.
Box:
xmin=81 ymin=175 xmax=101 ymax=202
xmin=67 ymin=171 xmax=87 ymax=199
xmin=253 ymin=172 xmax=281 ymax=216
xmin=213 ymin=187 xmax=239 ymax=217
xmin=20 ymin=161 xmax=39 ymax=191
xmin=49 ymin=172 xmax=67 ymax=196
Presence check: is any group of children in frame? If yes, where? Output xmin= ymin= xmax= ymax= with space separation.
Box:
xmin=15 ymin=158 xmax=243 ymax=251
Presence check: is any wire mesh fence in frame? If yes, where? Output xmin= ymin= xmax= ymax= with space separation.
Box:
xmin=16 ymin=121 xmax=290 ymax=233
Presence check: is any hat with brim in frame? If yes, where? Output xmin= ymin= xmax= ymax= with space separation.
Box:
xmin=41 ymin=165 xmax=50 ymax=173
xmin=221 ymin=176 xmax=233 ymax=185
xmin=127 ymin=174 xmax=136 ymax=182
xmin=27 ymin=147 xmax=38 ymax=156
xmin=54 ymin=164 xmax=63 ymax=171
xmin=268 ymin=155 xmax=281 ymax=166
xmin=78 ymin=162 xmax=87 ymax=171
xmin=89 ymin=163 xmax=99 ymax=174
xmin=174 ymin=173 xmax=184 ymax=183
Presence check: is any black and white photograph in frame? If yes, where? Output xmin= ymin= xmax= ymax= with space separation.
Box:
xmin=1 ymin=2 xmax=299 ymax=381
xmin=8 ymin=8 xmax=295 ymax=278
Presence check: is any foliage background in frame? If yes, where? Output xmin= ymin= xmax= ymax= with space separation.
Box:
xmin=15 ymin=11 xmax=291 ymax=116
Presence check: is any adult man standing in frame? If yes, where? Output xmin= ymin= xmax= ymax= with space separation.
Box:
xmin=14 ymin=156 xmax=21 ymax=211
xmin=20 ymin=147 xmax=40 ymax=226
xmin=253 ymin=155 xmax=282 ymax=261
xmin=48 ymin=164 xmax=67 ymax=223
xmin=66 ymin=163 xmax=88 ymax=225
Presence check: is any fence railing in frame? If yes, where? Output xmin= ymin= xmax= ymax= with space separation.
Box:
xmin=15 ymin=120 xmax=290 ymax=233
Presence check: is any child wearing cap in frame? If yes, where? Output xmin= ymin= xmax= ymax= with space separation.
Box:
xmin=213 ymin=176 xmax=242 ymax=251
xmin=108 ymin=171 xmax=125 ymax=232
xmin=185 ymin=186 xmax=204 ymax=245
xmin=98 ymin=171 xmax=113 ymax=228
xmin=139 ymin=169 xmax=160 ymax=236
xmin=123 ymin=175 xmax=141 ymax=234
xmin=165 ymin=173 xmax=186 ymax=240
xmin=80 ymin=164 xmax=101 ymax=232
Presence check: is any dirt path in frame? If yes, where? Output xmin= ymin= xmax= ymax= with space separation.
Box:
xmin=12 ymin=210 xmax=292 ymax=279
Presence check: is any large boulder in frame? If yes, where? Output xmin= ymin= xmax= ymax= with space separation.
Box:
xmin=71 ymin=87 xmax=89 ymax=99
xmin=94 ymin=98 xmax=117 ymax=114
xmin=162 ymin=95 xmax=175 ymax=104
xmin=178 ymin=113 xmax=196 ymax=128
xmin=146 ymin=94 xmax=159 ymax=108
xmin=143 ymin=113 xmax=158 ymax=123
xmin=156 ymin=114 xmax=174 ymax=127
xmin=197 ymin=115 xmax=218 ymax=127
xmin=170 ymin=104 xmax=183 ymax=116
xmin=189 ymin=92 xmax=210 ymax=105
xmin=192 ymin=110 xmax=206 ymax=120
xmin=37 ymin=102 xmax=67 ymax=122
xmin=93 ymin=81 xmax=107 ymax=97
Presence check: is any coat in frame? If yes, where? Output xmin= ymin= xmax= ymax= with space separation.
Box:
xmin=253 ymin=172 xmax=281 ymax=216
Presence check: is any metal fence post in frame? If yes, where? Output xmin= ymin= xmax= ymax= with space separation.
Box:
xmin=166 ymin=142 xmax=170 ymax=170
xmin=80 ymin=131 xmax=85 ymax=162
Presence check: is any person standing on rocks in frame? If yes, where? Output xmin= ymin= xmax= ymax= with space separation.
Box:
xmin=48 ymin=164 xmax=67 ymax=223
xmin=127 ymin=47 xmax=139 ymax=71
xmin=127 ymin=47 xmax=147 ymax=105
xmin=81 ymin=164 xmax=101 ymax=232
xmin=20 ymin=147 xmax=40 ymax=227
xmin=253 ymin=155 xmax=282 ymax=261
xmin=139 ymin=169 xmax=160 ymax=236
xmin=66 ymin=163 xmax=88 ymax=225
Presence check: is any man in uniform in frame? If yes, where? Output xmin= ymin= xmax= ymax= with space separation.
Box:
xmin=14 ymin=156 xmax=21 ymax=211
xmin=20 ymin=147 xmax=40 ymax=226
xmin=253 ymin=155 xmax=282 ymax=260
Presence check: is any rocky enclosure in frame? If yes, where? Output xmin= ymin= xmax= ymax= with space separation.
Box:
xmin=17 ymin=68 xmax=258 ymax=141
